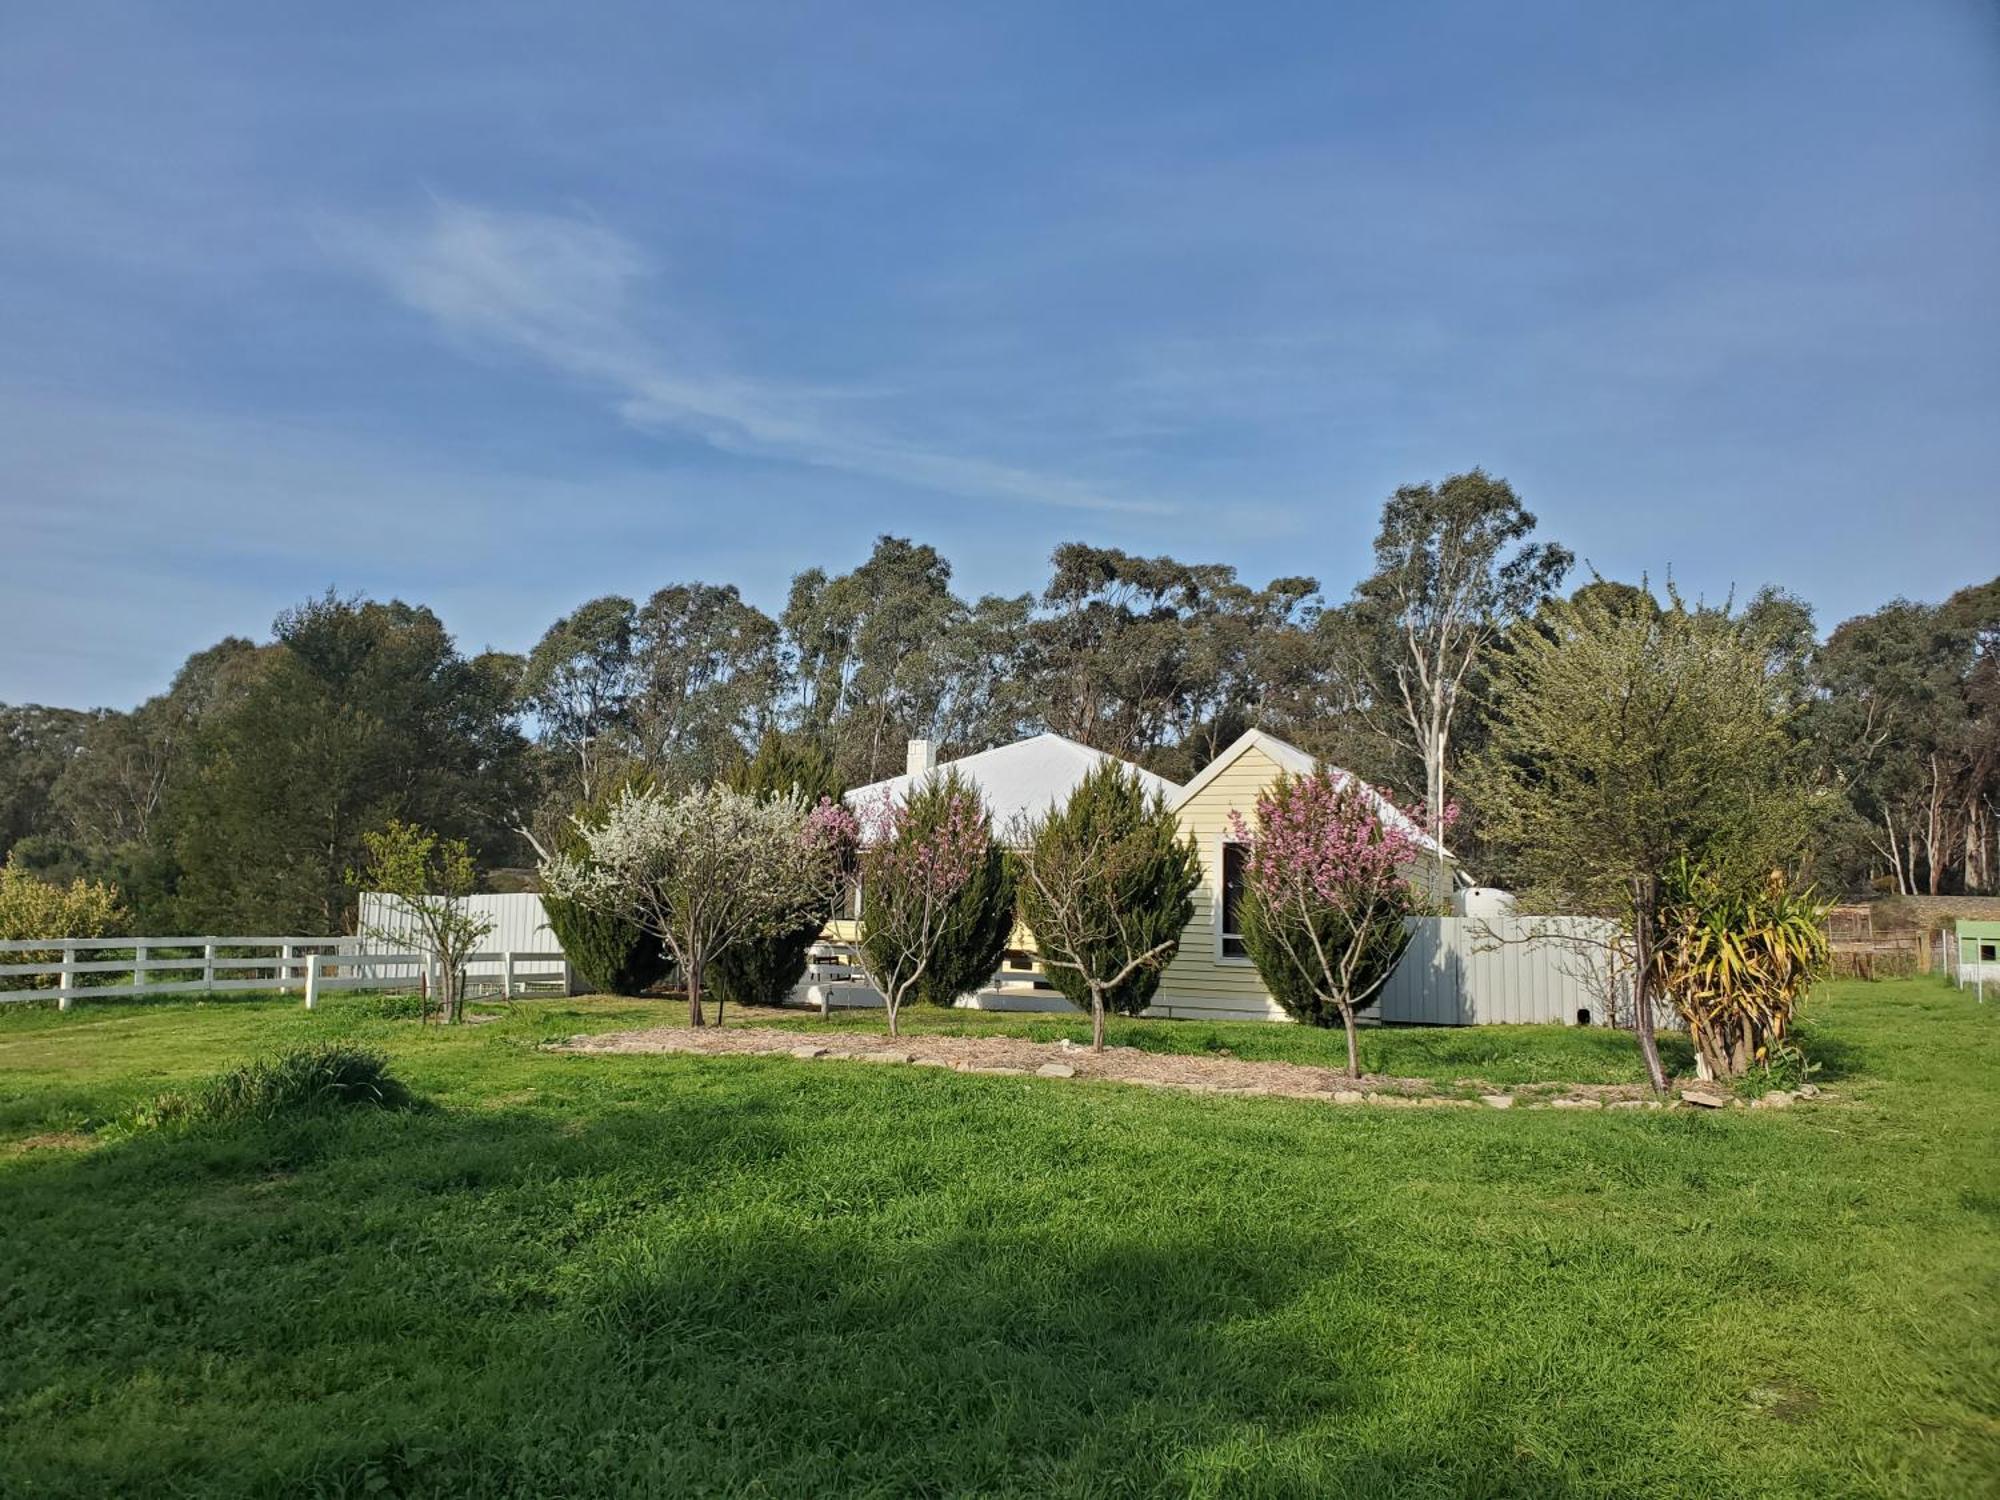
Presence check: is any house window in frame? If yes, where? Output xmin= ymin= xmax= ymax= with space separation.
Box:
xmin=1982 ymin=941 xmax=1999 ymax=963
xmin=1220 ymin=842 xmax=1248 ymax=958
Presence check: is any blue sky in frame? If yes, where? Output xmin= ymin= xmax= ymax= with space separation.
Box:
xmin=3 ymin=1 xmax=1995 ymax=708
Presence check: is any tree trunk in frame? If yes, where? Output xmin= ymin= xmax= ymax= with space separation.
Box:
xmin=886 ymin=992 xmax=901 ymax=1038
xmin=1630 ymin=877 xmax=1669 ymax=1094
xmin=1427 ymin=720 xmax=1450 ymax=906
xmin=1692 ymin=1019 xmax=1730 ymax=1081
xmin=1340 ymin=1001 xmax=1360 ymax=1080
xmin=1091 ymin=988 xmax=1106 ymax=1053
xmin=687 ymin=959 xmax=704 ymax=1027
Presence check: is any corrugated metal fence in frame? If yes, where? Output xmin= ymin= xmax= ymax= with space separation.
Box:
xmin=355 ymin=893 xmax=569 ymax=982
xmin=1376 ymin=915 xmax=1656 ymax=1028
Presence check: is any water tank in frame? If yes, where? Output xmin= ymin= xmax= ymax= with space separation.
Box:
xmin=1453 ymin=886 xmax=1517 ymax=919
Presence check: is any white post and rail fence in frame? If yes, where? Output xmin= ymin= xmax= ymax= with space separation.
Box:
xmin=0 ymin=936 xmax=572 ymax=1011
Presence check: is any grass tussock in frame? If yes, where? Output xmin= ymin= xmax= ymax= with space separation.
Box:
xmin=137 ymin=1044 xmax=416 ymax=1128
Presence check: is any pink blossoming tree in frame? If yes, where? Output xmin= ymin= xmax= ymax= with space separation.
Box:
xmin=856 ymin=770 xmax=1013 ymax=1037
xmin=1229 ymin=769 xmax=1440 ymax=1078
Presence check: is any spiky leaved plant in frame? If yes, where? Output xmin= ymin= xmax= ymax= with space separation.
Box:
xmin=1651 ymin=858 xmax=1830 ymax=1079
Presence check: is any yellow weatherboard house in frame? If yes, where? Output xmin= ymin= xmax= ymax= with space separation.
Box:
xmin=841 ymin=730 xmax=1454 ymax=1021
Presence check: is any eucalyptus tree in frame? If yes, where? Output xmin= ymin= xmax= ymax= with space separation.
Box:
xmin=517 ymin=595 xmax=641 ymax=807
xmin=1325 ymin=471 xmax=1571 ymax=882
xmin=631 ymin=582 xmax=783 ymax=784
xmin=51 ymin=638 xmax=266 ymax=865
xmin=163 ymin=593 xmax=529 ymax=935
xmin=1026 ymin=544 xmax=1212 ymax=763
xmin=782 ymin=536 xmax=964 ymax=784
xmin=1023 ymin=545 xmax=1318 ymax=776
xmin=925 ymin=592 xmax=1036 ymax=758
xmin=1809 ymin=577 xmax=1999 ymax=895
xmin=0 ymin=704 xmax=95 ymax=867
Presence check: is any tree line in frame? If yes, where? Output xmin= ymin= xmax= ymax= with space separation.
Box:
xmin=2 ymin=470 xmax=1995 ymax=936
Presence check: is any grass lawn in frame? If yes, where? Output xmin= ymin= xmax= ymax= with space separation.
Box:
xmin=1 ymin=979 xmax=1995 ymax=1497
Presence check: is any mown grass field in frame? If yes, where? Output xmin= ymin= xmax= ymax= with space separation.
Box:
xmin=1 ymin=979 xmax=1995 ymax=1497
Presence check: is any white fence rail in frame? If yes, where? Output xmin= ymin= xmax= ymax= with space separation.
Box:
xmin=0 ymin=936 xmax=571 ymax=1011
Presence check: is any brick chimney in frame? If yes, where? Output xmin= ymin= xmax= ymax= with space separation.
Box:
xmin=906 ymin=738 xmax=936 ymax=779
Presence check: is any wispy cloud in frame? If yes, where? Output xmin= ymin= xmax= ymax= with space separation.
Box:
xmin=327 ymin=200 xmax=1171 ymax=517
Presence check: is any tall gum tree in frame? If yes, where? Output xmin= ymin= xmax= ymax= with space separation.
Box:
xmin=1325 ymin=471 xmax=1571 ymax=891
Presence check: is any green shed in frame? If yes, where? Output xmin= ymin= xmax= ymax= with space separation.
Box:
xmin=1955 ymin=920 xmax=2000 ymax=990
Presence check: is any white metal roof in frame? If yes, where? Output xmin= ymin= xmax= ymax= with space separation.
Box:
xmin=845 ymin=732 xmax=1182 ymax=838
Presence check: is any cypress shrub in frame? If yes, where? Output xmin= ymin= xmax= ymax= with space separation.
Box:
xmin=859 ymin=771 xmax=1015 ymax=1009
xmin=906 ymin=842 xmax=1016 ymax=1007
xmin=1015 ymin=762 xmax=1201 ymax=1032
xmin=543 ymin=895 xmax=673 ymax=996
xmin=725 ymin=729 xmax=842 ymax=805
xmin=707 ymin=911 xmax=823 ymax=1008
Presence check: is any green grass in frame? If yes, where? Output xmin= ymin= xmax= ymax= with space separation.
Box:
xmin=1 ymin=980 xmax=1995 ymax=1497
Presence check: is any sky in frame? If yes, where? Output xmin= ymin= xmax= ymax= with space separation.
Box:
xmin=2 ymin=1 xmax=1996 ymax=709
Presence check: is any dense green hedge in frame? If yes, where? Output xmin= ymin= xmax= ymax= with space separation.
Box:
xmin=543 ymin=895 xmax=673 ymax=997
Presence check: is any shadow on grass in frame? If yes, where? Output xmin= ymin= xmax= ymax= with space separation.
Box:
xmin=1788 ymin=1025 xmax=1867 ymax=1084
xmin=1 ymin=1085 xmax=1606 ymax=1498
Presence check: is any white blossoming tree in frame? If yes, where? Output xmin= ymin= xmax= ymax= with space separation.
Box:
xmin=541 ymin=783 xmax=855 ymax=1027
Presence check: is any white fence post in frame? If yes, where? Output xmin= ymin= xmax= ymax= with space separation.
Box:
xmin=133 ymin=939 xmax=149 ymax=993
xmin=304 ymin=956 xmax=320 ymax=1010
xmin=202 ymin=940 xmax=217 ymax=989
xmin=57 ymin=939 xmax=77 ymax=1012
xmin=278 ymin=941 xmax=294 ymax=995
xmin=502 ymin=950 xmax=516 ymax=1000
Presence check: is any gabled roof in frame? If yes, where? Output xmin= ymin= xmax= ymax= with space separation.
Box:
xmin=845 ymin=732 xmax=1181 ymax=837
xmin=1171 ymin=729 xmax=1446 ymax=856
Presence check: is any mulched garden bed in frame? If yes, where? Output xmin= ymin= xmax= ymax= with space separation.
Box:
xmin=553 ymin=1022 xmax=1700 ymax=1109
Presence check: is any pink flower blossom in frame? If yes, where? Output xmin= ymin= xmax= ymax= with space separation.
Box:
xmin=1228 ymin=770 xmax=1425 ymax=916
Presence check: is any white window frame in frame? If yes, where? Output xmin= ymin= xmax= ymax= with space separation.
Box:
xmin=1213 ymin=832 xmax=1254 ymax=966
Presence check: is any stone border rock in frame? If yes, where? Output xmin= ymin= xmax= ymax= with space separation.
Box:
xmin=554 ymin=1024 xmax=1806 ymax=1113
